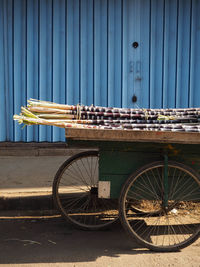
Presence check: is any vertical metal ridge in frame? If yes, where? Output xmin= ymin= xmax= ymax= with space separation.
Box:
xmin=175 ymin=0 xmax=179 ymax=108
xmin=148 ymin=0 xmax=151 ymax=108
xmin=2 ymin=0 xmax=7 ymax=140
xmin=50 ymin=0 xmax=53 ymax=141
xmin=39 ymin=0 xmax=53 ymax=141
xmin=94 ymin=0 xmax=108 ymax=106
xmin=80 ymin=0 xmax=83 ymax=104
xmin=52 ymin=0 xmax=66 ymax=141
xmin=27 ymin=0 xmax=39 ymax=141
xmin=51 ymin=0 xmax=53 ymax=141
xmin=189 ymin=0 xmax=194 ymax=107
xmin=0 ymin=0 xmax=6 ymax=141
xmin=150 ymin=0 xmax=164 ymax=108
xmin=106 ymin=0 xmax=108 ymax=106
xmin=51 ymin=0 xmax=54 ymax=104
xmin=13 ymin=0 xmax=27 ymax=141
xmin=25 ymin=0 xmax=27 ymax=104
xmin=23 ymin=0 xmax=27 ymax=141
xmin=12 ymin=0 xmax=15 ymax=142
xmin=80 ymin=0 xmax=94 ymax=106
xmin=161 ymin=0 xmax=165 ymax=108
xmin=65 ymin=0 xmax=67 ymax=105
xmin=12 ymin=0 xmax=14 ymax=141
xmin=189 ymin=0 xmax=200 ymax=107
xmin=176 ymin=0 xmax=191 ymax=108
xmin=108 ymin=0 xmax=122 ymax=108
xmin=120 ymin=0 xmax=123 ymax=108
xmin=38 ymin=0 xmax=40 ymax=104
xmin=188 ymin=0 xmax=192 ymax=107
xmin=37 ymin=0 xmax=40 ymax=141
xmin=92 ymin=0 xmax=95 ymax=105
xmin=140 ymin=0 xmax=150 ymax=109
xmin=122 ymin=0 xmax=127 ymax=108
xmin=79 ymin=0 xmax=81 ymax=104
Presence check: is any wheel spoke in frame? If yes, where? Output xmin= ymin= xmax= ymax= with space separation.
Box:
xmin=63 ymin=164 xmax=90 ymax=190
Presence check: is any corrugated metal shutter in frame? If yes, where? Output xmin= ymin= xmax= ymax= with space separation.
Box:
xmin=1 ymin=0 xmax=200 ymax=142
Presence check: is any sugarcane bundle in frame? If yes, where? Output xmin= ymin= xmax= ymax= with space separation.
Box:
xmin=13 ymin=99 xmax=200 ymax=133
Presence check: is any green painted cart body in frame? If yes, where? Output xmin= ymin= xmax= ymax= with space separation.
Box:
xmin=65 ymin=128 xmax=200 ymax=199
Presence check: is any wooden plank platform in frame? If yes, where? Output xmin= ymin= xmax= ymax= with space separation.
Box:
xmin=65 ymin=128 xmax=200 ymax=144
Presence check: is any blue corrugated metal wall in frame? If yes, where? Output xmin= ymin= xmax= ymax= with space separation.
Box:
xmin=1 ymin=0 xmax=200 ymax=142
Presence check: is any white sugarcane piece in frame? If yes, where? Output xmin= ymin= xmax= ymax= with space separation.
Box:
xmin=28 ymin=99 xmax=75 ymax=110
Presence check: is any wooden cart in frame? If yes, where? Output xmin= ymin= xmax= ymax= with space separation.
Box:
xmin=53 ymin=128 xmax=200 ymax=252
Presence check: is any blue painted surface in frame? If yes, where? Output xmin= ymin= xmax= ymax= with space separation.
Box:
xmin=80 ymin=0 xmax=94 ymax=106
xmin=176 ymin=0 xmax=191 ymax=108
xmin=94 ymin=0 xmax=108 ymax=106
xmin=66 ymin=0 xmax=80 ymax=106
xmin=13 ymin=0 xmax=27 ymax=141
xmin=163 ymin=0 xmax=178 ymax=108
xmin=1 ymin=0 xmax=200 ymax=142
xmin=27 ymin=0 xmax=39 ymax=141
xmin=108 ymin=0 xmax=122 ymax=107
xmin=139 ymin=0 xmax=150 ymax=109
xmin=150 ymin=0 xmax=164 ymax=108
xmin=0 ymin=0 xmax=6 ymax=141
xmin=190 ymin=0 xmax=200 ymax=107
xmin=122 ymin=0 xmax=128 ymax=108
xmin=39 ymin=0 xmax=53 ymax=141
xmin=52 ymin=0 xmax=66 ymax=141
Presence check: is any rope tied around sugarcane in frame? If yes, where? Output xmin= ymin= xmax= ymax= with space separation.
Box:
xmin=76 ymin=104 xmax=82 ymax=120
xmin=143 ymin=108 xmax=149 ymax=120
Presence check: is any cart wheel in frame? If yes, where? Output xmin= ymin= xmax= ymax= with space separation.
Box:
xmin=53 ymin=151 xmax=118 ymax=230
xmin=119 ymin=161 xmax=200 ymax=252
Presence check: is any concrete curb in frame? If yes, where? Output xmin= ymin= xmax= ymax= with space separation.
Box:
xmin=0 ymin=194 xmax=54 ymax=211
xmin=0 ymin=142 xmax=96 ymax=157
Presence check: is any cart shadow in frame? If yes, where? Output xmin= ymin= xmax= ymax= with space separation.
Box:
xmin=0 ymin=216 xmax=159 ymax=265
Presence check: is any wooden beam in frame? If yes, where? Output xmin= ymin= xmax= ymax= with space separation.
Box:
xmin=65 ymin=128 xmax=200 ymax=144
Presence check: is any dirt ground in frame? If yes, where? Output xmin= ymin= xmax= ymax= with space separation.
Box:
xmin=0 ymin=213 xmax=199 ymax=267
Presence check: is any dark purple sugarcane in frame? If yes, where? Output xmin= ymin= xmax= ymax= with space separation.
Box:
xmin=73 ymin=105 xmax=200 ymax=122
xmin=26 ymin=101 xmax=200 ymax=133
xmin=78 ymin=112 xmax=199 ymax=121
xmin=87 ymin=118 xmax=199 ymax=126
xmin=91 ymin=123 xmax=200 ymax=133
xmin=81 ymin=105 xmax=200 ymax=114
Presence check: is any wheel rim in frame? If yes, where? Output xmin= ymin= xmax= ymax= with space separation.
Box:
xmin=55 ymin=152 xmax=118 ymax=229
xmin=121 ymin=162 xmax=200 ymax=249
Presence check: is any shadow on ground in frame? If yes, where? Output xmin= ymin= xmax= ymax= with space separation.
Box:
xmin=0 ymin=215 xmax=154 ymax=264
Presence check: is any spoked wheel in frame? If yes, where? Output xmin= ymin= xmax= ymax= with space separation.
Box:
xmin=119 ymin=161 xmax=200 ymax=252
xmin=53 ymin=151 xmax=118 ymax=230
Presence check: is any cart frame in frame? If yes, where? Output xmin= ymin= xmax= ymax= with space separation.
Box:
xmin=53 ymin=128 xmax=200 ymax=252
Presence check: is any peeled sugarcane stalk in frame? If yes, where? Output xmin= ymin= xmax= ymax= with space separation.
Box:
xmin=37 ymin=114 xmax=77 ymax=119
xmin=28 ymin=99 xmax=200 ymax=115
xmin=13 ymin=115 xmax=115 ymax=130
xmin=28 ymin=106 xmax=75 ymax=114
xmin=13 ymin=113 xmax=200 ymax=132
xmin=13 ymin=115 xmax=96 ymax=129
xmin=28 ymin=99 xmax=75 ymax=110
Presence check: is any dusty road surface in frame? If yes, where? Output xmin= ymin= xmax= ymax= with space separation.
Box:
xmin=0 ymin=213 xmax=199 ymax=267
